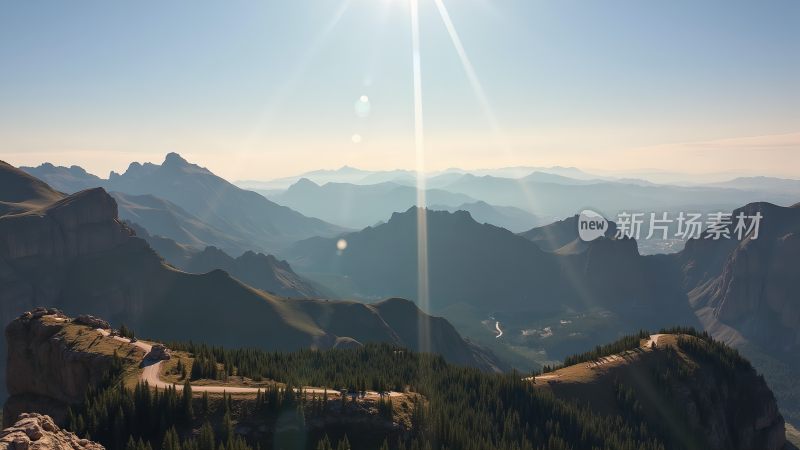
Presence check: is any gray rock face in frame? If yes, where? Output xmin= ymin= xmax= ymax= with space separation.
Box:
xmin=0 ymin=188 xmax=131 ymax=262
xmin=3 ymin=317 xmax=120 ymax=426
xmin=147 ymin=344 xmax=171 ymax=361
xmin=0 ymin=413 xmax=104 ymax=450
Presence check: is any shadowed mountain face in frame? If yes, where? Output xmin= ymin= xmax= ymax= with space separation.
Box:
xmin=675 ymin=202 xmax=800 ymax=352
xmin=0 ymin=161 xmax=505 ymax=400
xmin=127 ymin=222 xmax=322 ymax=299
xmin=520 ymin=214 xmax=617 ymax=254
xmin=287 ymin=207 xmax=692 ymax=322
xmin=22 ymin=154 xmax=346 ymax=253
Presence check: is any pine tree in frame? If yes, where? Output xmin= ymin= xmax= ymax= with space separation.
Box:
xmin=316 ymin=435 xmax=333 ymax=450
xmin=162 ymin=427 xmax=182 ymax=450
xmin=336 ymin=434 xmax=351 ymax=450
xmin=201 ymin=391 xmax=210 ymax=418
xmin=221 ymin=411 xmax=234 ymax=444
xmin=198 ymin=421 xmax=216 ymax=450
xmin=182 ymin=378 xmax=194 ymax=421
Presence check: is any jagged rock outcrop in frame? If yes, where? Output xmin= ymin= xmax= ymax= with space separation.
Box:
xmin=0 ymin=413 xmax=104 ymax=450
xmin=72 ymin=315 xmax=109 ymax=330
xmin=146 ymin=344 xmax=171 ymax=361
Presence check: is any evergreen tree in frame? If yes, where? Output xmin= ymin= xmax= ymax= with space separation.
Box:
xmin=182 ymin=378 xmax=194 ymax=421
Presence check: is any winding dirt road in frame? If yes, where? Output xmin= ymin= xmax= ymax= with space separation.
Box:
xmin=530 ymin=334 xmax=666 ymax=382
xmin=97 ymin=329 xmax=399 ymax=397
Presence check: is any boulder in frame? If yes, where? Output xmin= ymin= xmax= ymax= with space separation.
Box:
xmin=0 ymin=413 xmax=104 ymax=450
xmin=19 ymin=308 xmax=66 ymax=322
xmin=73 ymin=315 xmax=110 ymax=330
xmin=147 ymin=344 xmax=171 ymax=361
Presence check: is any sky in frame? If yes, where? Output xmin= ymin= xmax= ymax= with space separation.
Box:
xmin=0 ymin=0 xmax=798 ymax=181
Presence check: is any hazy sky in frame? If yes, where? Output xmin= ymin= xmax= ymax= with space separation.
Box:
xmin=1 ymin=0 xmax=798 ymax=180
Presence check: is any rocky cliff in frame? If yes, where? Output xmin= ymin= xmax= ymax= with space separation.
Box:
xmin=0 ymin=413 xmax=104 ymax=450
xmin=686 ymin=202 xmax=800 ymax=351
xmin=3 ymin=310 xmax=138 ymax=427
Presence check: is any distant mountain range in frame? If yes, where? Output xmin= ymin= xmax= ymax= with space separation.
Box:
xmin=22 ymin=154 xmax=346 ymax=254
xmin=235 ymin=165 xmax=600 ymax=190
xmin=435 ymin=173 xmax=798 ymax=218
xmin=241 ymin=164 xmax=800 ymax=233
xmin=0 ymin=161 xmax=505 ymax=400
xmin=268 ymin=178 xmax=476 ymax=229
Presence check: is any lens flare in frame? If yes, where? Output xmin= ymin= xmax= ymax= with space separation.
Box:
xmin=354 ymin=95 xmax=372 ymax=118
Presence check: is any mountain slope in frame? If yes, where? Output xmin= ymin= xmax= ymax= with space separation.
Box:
xmin=0 ymin=161 xmax=64 ymax=215
xmin=533 ymin=332 xmax=786 ymax=450
xmin=184 ymin=246 xmax=322 ymax=298
xmin=125 ymin=223 xmax=322 ymax=298
xmin=520 ymin=214 xmax=617 ymax=253
xmin=111 ymin=191 xmax=252 ymax=255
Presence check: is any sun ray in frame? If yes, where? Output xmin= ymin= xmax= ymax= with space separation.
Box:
xmin=410 ymin=0 xmax=431 ymax=353
xmin=433 ymin=0 xmax=547 ymax=236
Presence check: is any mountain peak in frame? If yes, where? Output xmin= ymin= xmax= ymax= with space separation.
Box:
xmin=389 ymin=206 xmax=475 ymax=226
xmin=291 ymin=178 xmax=319 ymax=189
xmin=163 ymin=152 xmax=189 ymax=167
